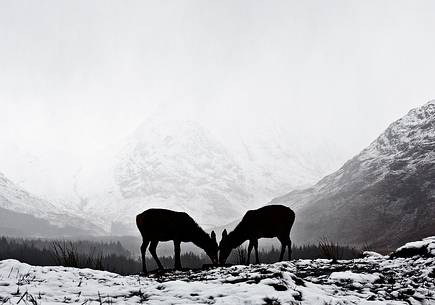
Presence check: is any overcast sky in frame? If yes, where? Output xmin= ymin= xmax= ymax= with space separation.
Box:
xmin=1 ymin=0 xmax=435 ymax=195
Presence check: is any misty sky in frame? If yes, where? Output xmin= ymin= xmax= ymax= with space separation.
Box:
xmin=1 ymin=0 xmax=435 ymax=196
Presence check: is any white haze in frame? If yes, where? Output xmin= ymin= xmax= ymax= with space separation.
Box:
xmin=1 ymin=0 xmax=435 ymax=199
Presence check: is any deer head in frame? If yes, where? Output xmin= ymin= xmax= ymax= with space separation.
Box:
xmin=204 ymin=230 xmax=218 ymax=265
xmin=218 ymin=229 xmax=231 ymax=265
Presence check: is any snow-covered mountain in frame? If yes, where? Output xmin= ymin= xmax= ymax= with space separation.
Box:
xmin=74 ymin=118 xmax=345 ymax=234
xmin=272 ymin=100 xmax=435 ymax=249
xmin=0 ymin=171 xmax=103 ymax=237
xmin=75 ymin=120 xmax=254 ymax=232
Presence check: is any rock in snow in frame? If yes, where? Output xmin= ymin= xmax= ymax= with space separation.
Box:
xmin=329 ymin=271 xmax=381 ymax=284
xmin=0 ymin=237 xmax=434 ymax=304
xmin=392 ymin=236 xmax=435 ymax=258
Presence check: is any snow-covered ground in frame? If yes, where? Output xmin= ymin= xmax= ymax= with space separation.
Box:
xmin=0 ymin=237 xmax=434 ymax=305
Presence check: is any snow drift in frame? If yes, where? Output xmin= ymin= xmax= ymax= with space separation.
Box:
xmin=0 ymin=236 xmax=434 ymax=304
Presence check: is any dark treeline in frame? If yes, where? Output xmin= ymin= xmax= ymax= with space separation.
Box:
xmin=0 ymin=236 xmax=363 ymax=275
xmin=0 ymin=237 xmax=130 ymax=256
xmin=0 ymin=237 xmax=210 ymax=274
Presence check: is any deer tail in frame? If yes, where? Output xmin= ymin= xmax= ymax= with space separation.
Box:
xmin=136 ymin=213 xmax=144 ymax=232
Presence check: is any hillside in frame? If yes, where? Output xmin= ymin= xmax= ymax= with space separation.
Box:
xmin=0 ymin=172 xmax=102 ymax=237
xmin=272 ymin=101 xmax=435 ymax=250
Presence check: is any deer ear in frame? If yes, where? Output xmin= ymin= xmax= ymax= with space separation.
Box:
xmin=222 ymin=229 xmax=228 ymax=239
xmin=210 ymin=231 xmax=216 ymax=241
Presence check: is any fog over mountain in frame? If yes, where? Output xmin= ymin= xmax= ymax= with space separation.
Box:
xmin=0 ymin=171 xmax=102 ymax=237
xmin=0 ymin=114 xmax=348 ymax=236
xmin=1 ymin=1 xmax=435 ymax=241
xmin=2 ymin=100 xmax=434 ymax=244
xmin=2 ymin=1 xmax=435 ymax=205
xmin=73 ymin=116 xmax=346 ymax=233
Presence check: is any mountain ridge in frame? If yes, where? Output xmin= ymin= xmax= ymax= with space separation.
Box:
xmin=0 ymin=171 xmax=104 ymax=237
xmin=271 ymin=100 xmax=435 ymax=249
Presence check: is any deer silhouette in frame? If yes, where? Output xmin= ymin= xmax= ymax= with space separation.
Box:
xmin=219 ymin=205 xmax=295 ymax=265
xmin=136 ymin=208 xmax=218 ymax=273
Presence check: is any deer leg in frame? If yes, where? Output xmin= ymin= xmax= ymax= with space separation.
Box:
xmin=174 ymin=240 xmax=182 ymax=270
xmin=140 ymin=240 xmax=150 ymax=274
xmin=149 ymin=241 xmax=164 ymax=270
xmin=246 ymin=241 xmax=254 ymax=265
xmin=253 ymin=239 xmax=259 ymax=264
xmin=287 ymin=238 xmax=292 ymax=261
xmin=279 ymin=240 xmax=286 ymax=261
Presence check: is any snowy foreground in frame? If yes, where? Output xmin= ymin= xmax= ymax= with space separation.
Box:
xmin=0 ymin=238 xmax=434 ymax=305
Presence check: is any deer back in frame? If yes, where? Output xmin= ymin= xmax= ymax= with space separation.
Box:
xmin=136 ymin=208 xmax=199 ymax=241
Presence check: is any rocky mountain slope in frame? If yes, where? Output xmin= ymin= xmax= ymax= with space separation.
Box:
xmin=0 ymin=172 xmax=103 ymax=237
xmin=271 ymin=101 xmax=435 ymax=250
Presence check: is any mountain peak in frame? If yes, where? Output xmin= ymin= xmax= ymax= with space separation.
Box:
xmin=424 ymin=99 xmax=435 ymax=107
xmin=357 ymin=100 xmax=434 ymax=162
xmin=404 ymin=100 xmax=435 ymax=122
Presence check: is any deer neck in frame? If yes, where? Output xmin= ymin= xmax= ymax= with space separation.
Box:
xmin=228 ymin=227 xmax=249 ymax=249
xmin=190 ymin=227 xmax=211 ymax=251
